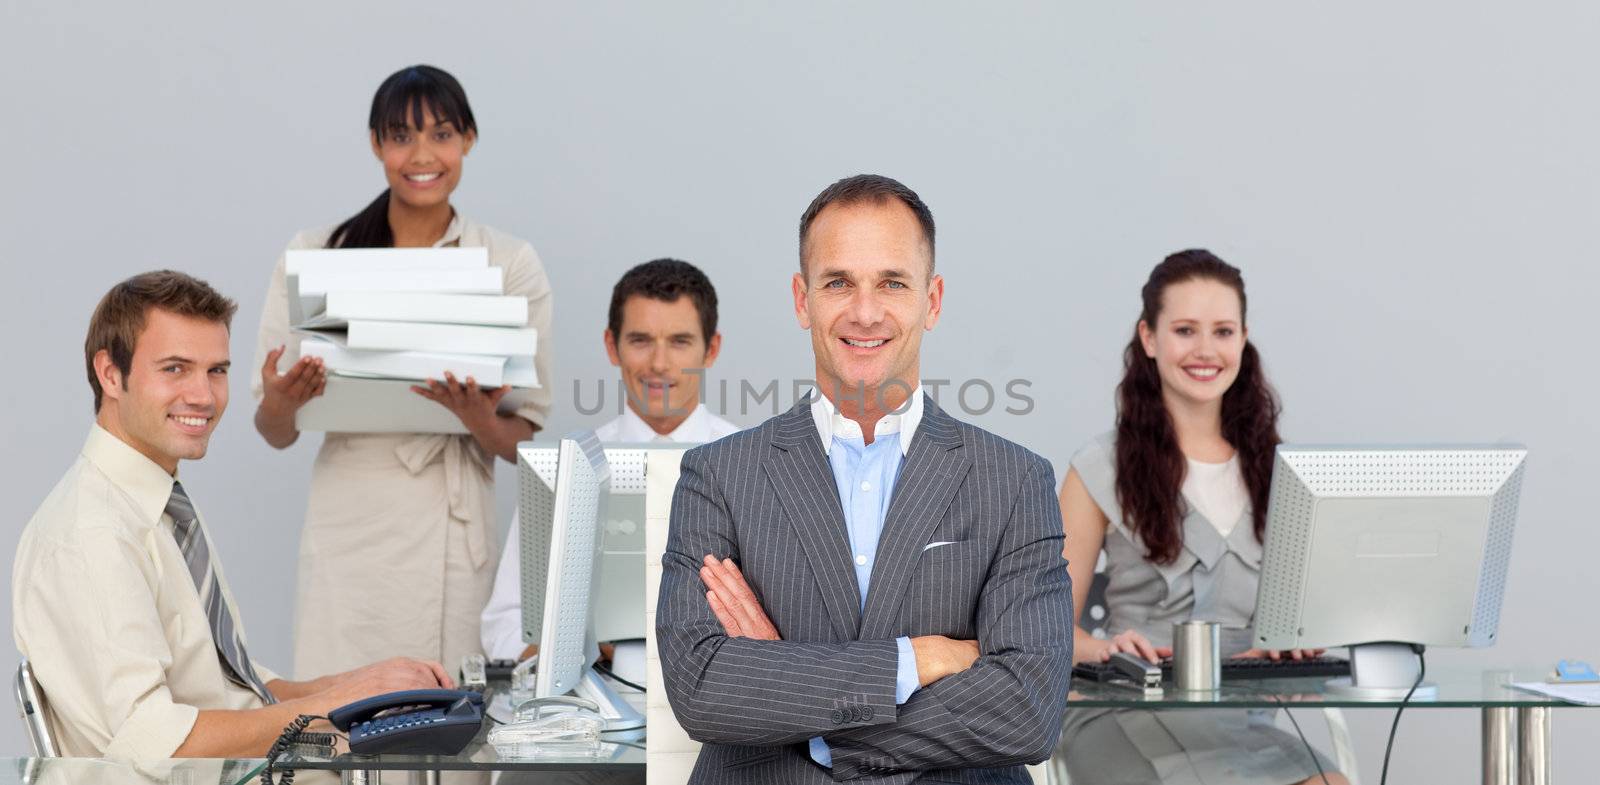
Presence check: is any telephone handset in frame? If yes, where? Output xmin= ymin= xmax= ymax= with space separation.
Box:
xmin=328 ymin=689 xmax=486 ymax=755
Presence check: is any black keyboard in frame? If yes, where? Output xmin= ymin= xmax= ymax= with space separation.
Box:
xmin=1073 ymin=655 xmax=1351 ymax=684
xmin=484 ymin=659 xmax=520 ymax=681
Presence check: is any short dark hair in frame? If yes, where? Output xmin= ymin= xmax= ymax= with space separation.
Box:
xmin=607 ymin=258 xmax=719 ymax=344
xmin=85 ymin=270 xmax=237 ymax=413
xmin=797 ymin=174 xmax=936 ymax=277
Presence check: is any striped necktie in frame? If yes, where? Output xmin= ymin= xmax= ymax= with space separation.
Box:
xmin=165 ymin=482 xmax=277 ymax=704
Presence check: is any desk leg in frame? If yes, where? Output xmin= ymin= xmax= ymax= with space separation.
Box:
xmin=342 ymin=770 xmax=380 ymax=785
xmin=1483 ymin=707 xmax=1517 ymax=785
xmin=1517 ymin=707 xmax=1551 ymax=785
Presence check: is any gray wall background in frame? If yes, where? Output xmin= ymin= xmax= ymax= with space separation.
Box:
xmin=3 ymin=1 xmax=1597 ymax=780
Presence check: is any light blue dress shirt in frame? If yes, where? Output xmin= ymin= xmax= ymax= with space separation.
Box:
xmin=807 ymin=390 xmax=924 ymax=768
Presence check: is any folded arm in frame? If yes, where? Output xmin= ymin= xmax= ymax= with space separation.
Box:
xmin=819 ymin=455 xmax=1074 ymax=778
xmin=656 ymin=448 xmax=904 ymax=746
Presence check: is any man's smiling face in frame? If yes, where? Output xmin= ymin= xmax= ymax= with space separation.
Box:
xmin=793 ymin=199 xmax=942 ymax=409
xmin=96 ymin=308 xmax=231 ymax=474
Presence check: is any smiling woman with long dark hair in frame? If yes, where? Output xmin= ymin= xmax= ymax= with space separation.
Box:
xmin=250 ymin=65 xmax=554 ymax=680
xmin=1055 ymin=250 xmax=1347 ymax=785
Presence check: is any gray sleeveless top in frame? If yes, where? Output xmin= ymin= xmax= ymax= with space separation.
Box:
xmin=1071 ymin=431 xmax=1262 ymax=655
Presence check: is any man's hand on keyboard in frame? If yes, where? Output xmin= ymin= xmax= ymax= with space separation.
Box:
xmin=1232 ymin=647 xmax=1326 ymax=661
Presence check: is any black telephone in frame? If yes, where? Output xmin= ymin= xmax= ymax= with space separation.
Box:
xmin=328 ymin=689 xmax=486 ymax=755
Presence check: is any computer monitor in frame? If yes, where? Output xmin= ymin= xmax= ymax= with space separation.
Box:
xmin=1253 ymin=444 xmax=1528 ymax=699
xmin=516 ymin=434 xmax=645 ymax=739
xmin=519 ymin=440 xmax=659 ymax=641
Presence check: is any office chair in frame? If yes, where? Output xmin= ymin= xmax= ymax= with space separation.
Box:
xmin=1050 ymin=572 xmax=1362 ymax=785
xmin=13 ymin=658 xmax=58 ymax=757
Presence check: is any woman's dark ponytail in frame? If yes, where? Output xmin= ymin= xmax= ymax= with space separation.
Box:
xmin=327 ymin=190 xmax=394 ymax=249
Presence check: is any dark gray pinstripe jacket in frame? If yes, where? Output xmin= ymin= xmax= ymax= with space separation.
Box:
xmin=657 ymin=395 xmax=1073 ymax=783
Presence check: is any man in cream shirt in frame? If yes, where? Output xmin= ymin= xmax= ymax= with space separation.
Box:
xmin=481 ymin=259 xmax=740 ymax=662
xmin=13 ymin=270 xmax=451 ymax=758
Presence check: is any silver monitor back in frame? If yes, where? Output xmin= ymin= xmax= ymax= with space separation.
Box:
xmin=1254 ymin=445 xmax=1527 ymax=696
xmin=519 ymin=445 xmax=653 ymax=649
xmin=519 ymin=434 xmax=611 ymax=697
xmin=518 ymin=439 xmax=675 ymax=739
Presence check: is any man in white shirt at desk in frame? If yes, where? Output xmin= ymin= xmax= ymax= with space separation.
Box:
xmin=481 ymin=259 xmax=740 ymax=663
xmin=12 ymin=271 xmax=452 ymax=758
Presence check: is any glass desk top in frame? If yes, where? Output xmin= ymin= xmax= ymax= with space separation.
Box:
xmin=254 ymin=679 xmax=649 ymax=774
xmin=276 ymin=736 xmax=645 ymax=773
xmin=0 ymin=734 xmax=645 ymax=784
xmin=1068 ymin=664 xmax=1579 ymax=709
xmin=274 ymin=685 xmax=646 ymax=773
xmin=0 ymin=757 xmax=267 ymax=785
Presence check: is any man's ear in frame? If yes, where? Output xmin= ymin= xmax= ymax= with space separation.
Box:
xmin=94 ymin=349 xmax=125 ymax=403
xmin=603 ymin=329 xmax=622 ymax=367
xmin=792 ymin=273 xmax=811 ymax=330
xmin=702 ymin=332 xmax=723 ymax=367
xmin=922 ymin=274 xmax=944 ymax=331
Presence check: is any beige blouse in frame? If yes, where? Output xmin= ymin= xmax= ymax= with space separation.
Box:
xmin=252 ymin=213 xmax=553 ymax=678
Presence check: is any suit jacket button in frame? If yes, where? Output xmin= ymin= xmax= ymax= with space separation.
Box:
xmin=861 ymin=705 xmax=874 ymax=721
xmin=831 ymin=709 xmax=844 ymax=724
xmin=849 ymin=706 xmax=862 ymax=722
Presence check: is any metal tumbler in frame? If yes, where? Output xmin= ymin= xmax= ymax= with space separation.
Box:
xmin=1173 ymin=620 xmax=1221 ymax=692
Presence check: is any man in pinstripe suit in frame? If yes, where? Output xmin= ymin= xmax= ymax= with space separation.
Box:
xmin=657 ymin=175 xmax=1073 ymax=783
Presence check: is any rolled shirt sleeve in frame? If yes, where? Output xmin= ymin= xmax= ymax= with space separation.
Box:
xmin=253 ymin=661 xmax=284 ymax=689
xmin=16 ymin=525 xmax=200 ymax=759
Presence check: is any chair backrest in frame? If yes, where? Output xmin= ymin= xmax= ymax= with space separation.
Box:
xmin=1077 ymin=570 xmax=1111 ymax=638
xmin=643 ymin=448 xmax=701 ymax=784
xmin=13 ymin=658 xmax=58 ymax=757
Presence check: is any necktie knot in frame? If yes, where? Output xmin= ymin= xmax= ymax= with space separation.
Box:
xmin=165 ymin=482 xmax=198 ymax=538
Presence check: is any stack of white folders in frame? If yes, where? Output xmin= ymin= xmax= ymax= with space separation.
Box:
xmin=286 ymin=247 xmax=540 ymax=433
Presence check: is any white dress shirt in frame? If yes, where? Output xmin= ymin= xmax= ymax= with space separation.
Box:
xmin=12 ymin=426 xmax=280 ymax=758
xmin=809 ymin=385 xmax=924 ymax=458
xmin=479 ymin=403 xmax=742 ymax=660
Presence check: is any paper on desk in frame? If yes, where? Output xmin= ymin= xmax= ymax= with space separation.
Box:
xmin=1509 ymin=681 xmax=1600 ymax=705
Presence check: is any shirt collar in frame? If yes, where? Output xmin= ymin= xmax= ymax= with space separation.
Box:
xmin=617 ymin=401 xmax=712 ymax=443
xmin=810 ymin=386 xmax=923 ymax=458
xmin=79 ymin=423 xmax=179 ymax=529
xmin=432 ymin=212 xmax=465 ymax=247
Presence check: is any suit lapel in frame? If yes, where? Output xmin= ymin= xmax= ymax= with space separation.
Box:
xmin=859 ymin=398 xmax=972 ymax=639
xmin=763 ymin=398 xmax=862 ymax=641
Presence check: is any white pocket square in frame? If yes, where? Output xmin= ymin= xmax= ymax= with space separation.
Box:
xmin=923 ymin=541 xmax=958 ymax=552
